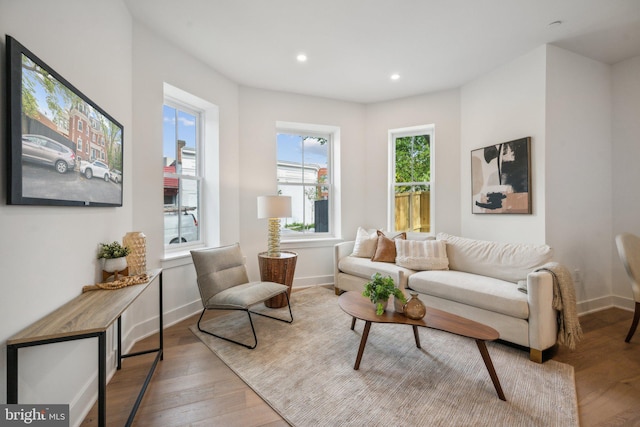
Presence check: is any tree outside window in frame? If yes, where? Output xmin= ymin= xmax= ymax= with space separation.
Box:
xmin=392 ymin=130 xmax=432 ymax=233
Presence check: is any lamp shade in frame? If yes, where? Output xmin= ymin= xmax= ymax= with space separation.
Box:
xmin=257 ymin=195 xmax=292 ymax=219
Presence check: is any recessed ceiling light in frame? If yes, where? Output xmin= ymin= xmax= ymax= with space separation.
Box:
xmin=390 ymin=73 xmax=400 ymax=81
xmin=296 ymin=53 xmax=307 ymax=62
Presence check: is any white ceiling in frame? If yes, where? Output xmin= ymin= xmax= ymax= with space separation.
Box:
xmin=125 ymin=0 xmax=640 ymax=103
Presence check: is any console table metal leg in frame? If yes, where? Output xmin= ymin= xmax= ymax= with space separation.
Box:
xmin=354 ymin=321 xmax=371 ymax=370
xmin=98 ymin=332 xmax=107 ymax=427
xmin=475 ymin=339 xmax=506 ymax=401
xmin=117 ymin=317 xmax=122 ymax=370
xmin=7 ymin=345 xmax=18 ymax=403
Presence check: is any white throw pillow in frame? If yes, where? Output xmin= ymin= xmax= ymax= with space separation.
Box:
xmin=395 ymin=239 xmax=449 ymax=270
xmin=351 ymin=227 xmax=378 ymax=258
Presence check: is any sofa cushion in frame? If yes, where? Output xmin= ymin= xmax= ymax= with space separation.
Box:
xmin=351 ymin=227 xmax=378 ymax=258
xmin=371 ymin=231 xmax=406 ymax=263
xmin=408 ymin=270 xmax=529 ymax=319
xmin=338 ymin=255 xmax=415 ymax=287
xmin=436 ymin=233 xmax=553 ymax=283
xmin=395 ymin=239 xmax=449 ymax=271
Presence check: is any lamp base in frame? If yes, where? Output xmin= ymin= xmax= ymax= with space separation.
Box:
xmin=267 ymin=217 xmax=281 ymax=257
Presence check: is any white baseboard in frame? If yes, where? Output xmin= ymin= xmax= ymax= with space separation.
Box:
xmin=576 ymin=294 xmax=635 ymax=315
xmin=292 ymin=274 xmax=333 ymax=288
xmin=122 ymin=299 xmax=203 ymax=351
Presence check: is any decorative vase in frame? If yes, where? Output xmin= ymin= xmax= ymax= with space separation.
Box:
xmin=393 ymin=294 xmax=405 ymax=314
xmin=403 ymin=292 xmax=426 ymax=320
xmin=103 ymin=256 xmax=127 ymax=273
xmin=123 ymin=231 xmax=146 ymax=275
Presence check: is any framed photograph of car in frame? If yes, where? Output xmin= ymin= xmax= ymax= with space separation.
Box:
xmin=6 ymin=35 xmax=123 ymax=207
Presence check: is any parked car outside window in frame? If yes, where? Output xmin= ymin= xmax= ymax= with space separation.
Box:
xmin=164 ymin=210 xmax=199 ymax=244
xmin=80 ymin=160 xmax=111 ymax=181
xmin=22 ymin=134 xmax=76 ymax=174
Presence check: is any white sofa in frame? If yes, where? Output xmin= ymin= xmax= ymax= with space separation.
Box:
xmin=334 ymin=231 xmax=557 ymax=362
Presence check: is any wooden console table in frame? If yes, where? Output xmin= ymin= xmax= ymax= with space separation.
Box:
xmin=258 ymin=251 xmax=297 ymax=308
xmin=6 ymin=268 xmax=163 ymax=427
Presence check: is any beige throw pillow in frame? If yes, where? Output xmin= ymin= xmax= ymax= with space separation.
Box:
xmin=395 ymin=239 xmax=449 ymax=270
xmin=371 ymin=230 xmax=406 ymax=263
xmin=351 ymin=227 xmax=378 ymax=258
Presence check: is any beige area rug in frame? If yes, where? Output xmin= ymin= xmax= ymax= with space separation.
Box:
xmin=190 ymin=287 xmax=579 ymax=427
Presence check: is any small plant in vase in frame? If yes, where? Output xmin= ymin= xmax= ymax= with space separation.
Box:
xmin=98 ymin=241 xmax=131 ymax=274
xmin=363 ymin=273 xmax=407 ymax=315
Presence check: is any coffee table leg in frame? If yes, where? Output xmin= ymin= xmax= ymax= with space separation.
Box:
xmin=350 ymin=316 xmax=356 ymax=330
xmin=413 ymin=325 xmax=421 ymax=348
xmin=475 ymin=340 xmax=506 ymax=401
xmin=354 ymin=321 xmax=371 ymax=370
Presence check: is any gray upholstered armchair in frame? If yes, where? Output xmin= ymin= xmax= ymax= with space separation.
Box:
xmin=191 ymin=243 xmax=293 ymax=349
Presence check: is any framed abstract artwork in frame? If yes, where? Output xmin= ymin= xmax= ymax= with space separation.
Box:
xmin=471 ymin=137 xmax=531 ymax=214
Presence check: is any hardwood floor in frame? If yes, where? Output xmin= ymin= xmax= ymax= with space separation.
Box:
xmin=554 ymin=307 xmax=640 ymax=426
xmin=81 ymin=299 xmax=640 ymax=426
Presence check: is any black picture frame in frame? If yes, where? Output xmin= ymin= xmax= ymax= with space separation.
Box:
xmin=6 ymin=35 xmax=123 ymax=207
xmin=471 ymin=137 xmax=531 ymax=214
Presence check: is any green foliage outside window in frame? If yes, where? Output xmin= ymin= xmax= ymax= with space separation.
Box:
xmin=395 ymin=134 xmax=430 ymax=193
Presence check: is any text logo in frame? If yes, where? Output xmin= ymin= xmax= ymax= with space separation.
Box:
xmin=0 ymin=405 xmax=68 ymax=427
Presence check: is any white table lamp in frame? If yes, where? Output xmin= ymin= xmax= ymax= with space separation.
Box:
xmin=257 ymin=195 xmax=292 ymax=257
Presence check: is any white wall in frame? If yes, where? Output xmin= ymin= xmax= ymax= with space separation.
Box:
xmin=238 ymin=87 xmax=366 ymax=284
xmin=0 ymin=0 xmax=132 ymax=424
xmin=545 ymin=45 xmax=613 ymax=312
xmin=612 ymin=55 xmax=640 ymax=307
xmin=364 ymin=89 xmax=462 ymax=236
xmin=460 ymin=45 xmax=547 ymax=244
xmin=127 ymin=22 xmax=243 ymax=351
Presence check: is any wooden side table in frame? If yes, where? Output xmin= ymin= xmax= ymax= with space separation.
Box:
xmin=258 ymin=251 xmax=297 ymax=308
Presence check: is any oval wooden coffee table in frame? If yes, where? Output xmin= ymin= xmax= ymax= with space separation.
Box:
xmin=338 ymin=291 xmax=506 ymax=401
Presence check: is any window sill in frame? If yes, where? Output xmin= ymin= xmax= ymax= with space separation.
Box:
xmin=161 ymin=244 xmax=204 ymax=269
xmin=281 ymin=237 xmax=343 ymax=250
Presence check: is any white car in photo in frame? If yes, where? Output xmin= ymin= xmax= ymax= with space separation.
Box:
xmin=80 ymin=160 xmax=111 ymax=181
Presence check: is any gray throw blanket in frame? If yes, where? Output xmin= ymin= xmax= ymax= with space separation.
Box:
xmin=518 ymin=262 xmax=583 ymax=350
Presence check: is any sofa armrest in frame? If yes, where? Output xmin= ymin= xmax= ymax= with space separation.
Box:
xmin=334 ymin=241 xmax=355 ymax=289
xmin=526 ymin=270 xmax=558 ymax=356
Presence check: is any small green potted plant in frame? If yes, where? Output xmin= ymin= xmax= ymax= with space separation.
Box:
xmin=363 ymin=273 xmax=407 ymax=315
xmin=98 ymin=241 xmax=131 ymax=273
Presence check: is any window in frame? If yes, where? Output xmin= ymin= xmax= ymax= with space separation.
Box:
xmin=163 ymin=101 xmax=202 ymax=247
xmin=276 ymin=122 xmax=339 ymax=239
xmin=77 ymin=120 xmax=83 ymax=132
xmin=77 ymin=137 xmax=82 ymax=151
xmin=389 ymin=125 xmax=434 ymax=233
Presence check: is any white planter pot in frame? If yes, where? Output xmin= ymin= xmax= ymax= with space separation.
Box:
xmin=103 ymin=257 xmax=127 ymax=273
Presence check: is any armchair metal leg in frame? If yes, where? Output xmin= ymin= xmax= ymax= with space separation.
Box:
xmin=197 ymin=308 xmax=258 ymax=349
xmin=250 ymin=291 xmax=294 ymax=324
xmin=625 ymin=301 xmax=640 ymax=343
xmin=197 ymin=290 xmax=293 ymax=350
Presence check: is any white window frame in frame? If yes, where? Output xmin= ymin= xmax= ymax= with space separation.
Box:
xmin=388 ymin=124 xmax=435 ymax=233
xmin=77 ymin=120 xmax=82 ymax=132
xmin=163 ymin=83 xmax=220 ymax=258
xmin=77 ymin=137 xmax=82 ymax=151
xmin=276 ymin=121 xmax=341 ymax=244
